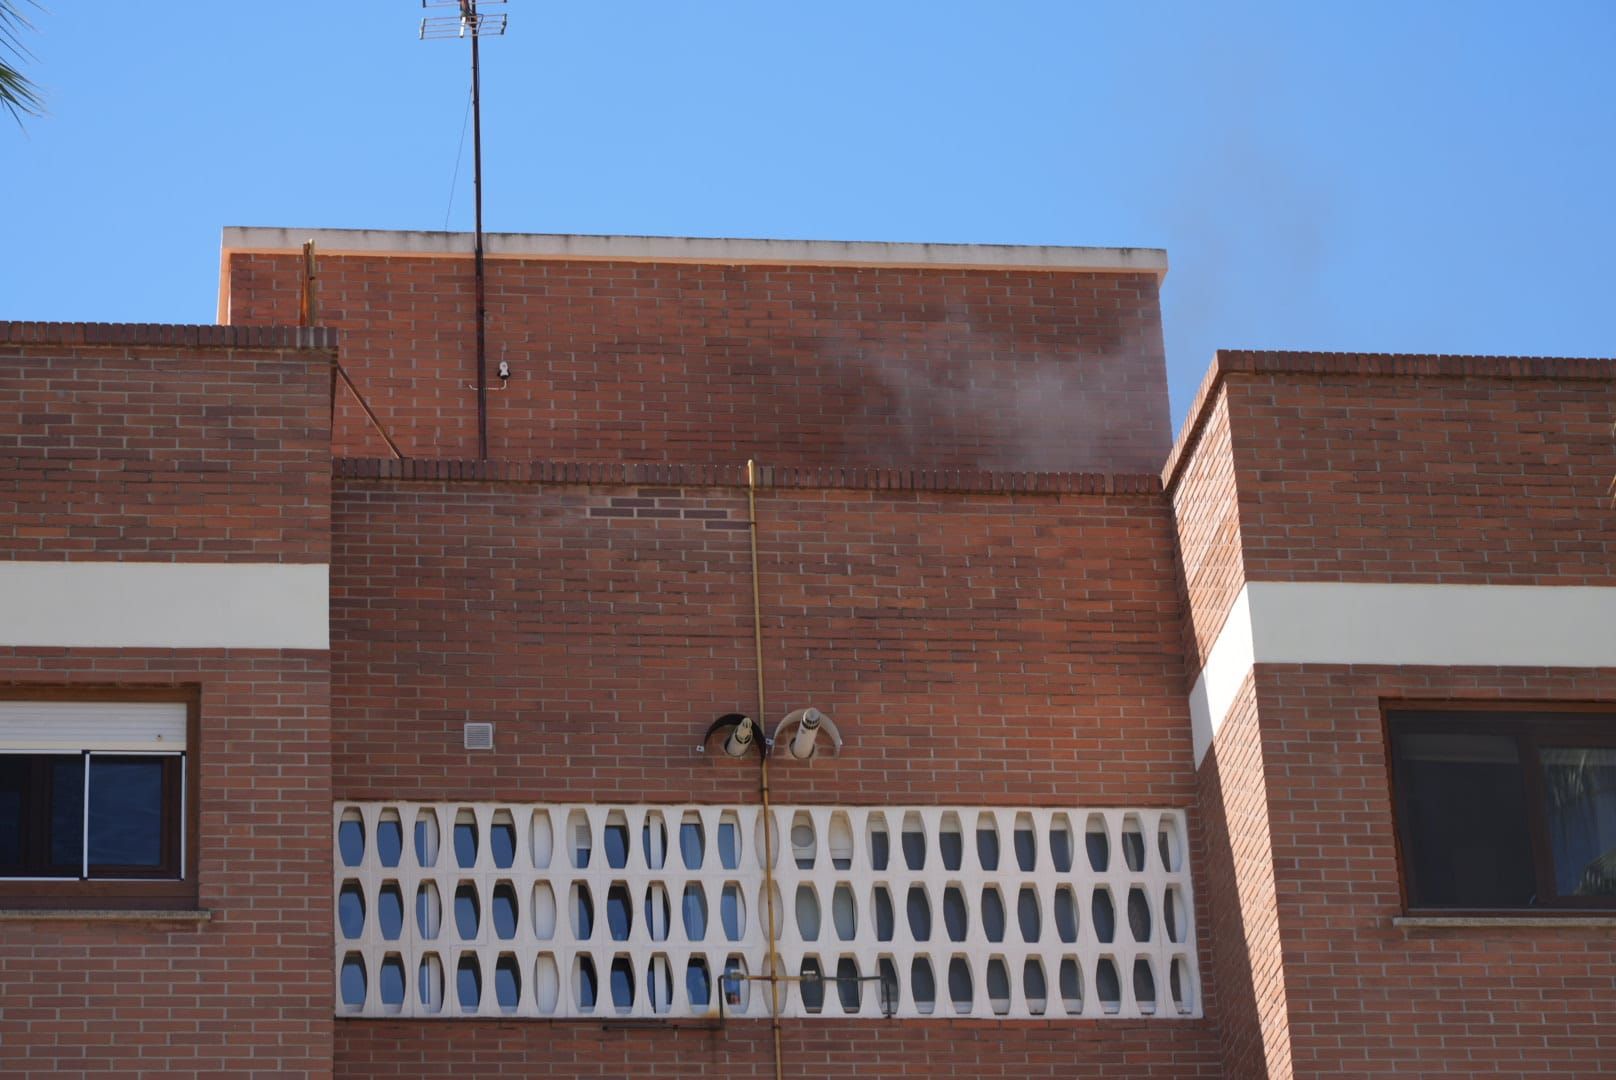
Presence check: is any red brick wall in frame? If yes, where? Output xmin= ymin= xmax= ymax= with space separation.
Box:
xmin=0 ymin=324 xmax=335 ymax=1076
xmin=0 ymin=323 xmax=335 ymax=562
xmin=0 ymin=656 xmax=334 ymax=1078
xmin=1195 ymin=677 xmax=1295 ymax=1080
xmin=1167 ymin=385 xmax=1247 ymax=668
xmin=1218 ymin=358 xmax=1616 ymax=586
xmin=335 ymin=1019 xmax=1220 ymax=1078
xmin=226 ymin=252 xmax=1171 ymax=473
xmin=330 ymin=470 xmax=1193 ymax=806
xmin=1255 ymin=664 xmax=1616 ymax=1078
xmin=327 ymin=466 xmax=1218 ymax=1076
xmin=1167 ymin=354 xmax=1616 ymax=1079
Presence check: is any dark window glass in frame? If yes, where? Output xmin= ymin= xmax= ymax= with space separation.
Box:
xmin=577 ymin=956 xmax=597 ymax=1009
xmin=685 ymin=958 xmax=711 ymax=1007
xmin=1389 ymin=709 xmax=1616 ymax=910
xmin=1541 ymin=747 xmax=1616 ymax=898
xmin=456 ymin=955 xmax=480 ymax=1008
xmin=453 ymin=819 xmax=478 ymax=868
xmin=0 ymin=757 xmax=27 ymax=866
xmin=50 ymin=758 xmax=85 ymax=870
xmin=869 ymin=827 xmax=889 ymax=871
xmin=490 ymin=820 xmax=516 ymax=869
xmin=86 ymin=757 xmax=164 ymax=869
xmin=0 ymin=753 xmax=85 ymax=877
xmin=603 ymin=823 xmax=629 ymax=869
xmin=610 ymin=956 xmax=635 ymax=1011
xmin=1392 ymin=731 xmax=1536 ymax=907
xmin=798 ymin=957 xmax=824 ymax=1013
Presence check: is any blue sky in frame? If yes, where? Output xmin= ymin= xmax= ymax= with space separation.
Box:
xmin=3 ymin=1 xmax=1612 ymax=427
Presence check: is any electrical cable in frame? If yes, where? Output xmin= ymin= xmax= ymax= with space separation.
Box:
xmin=443 ymin=83 xmax=473 ymax=230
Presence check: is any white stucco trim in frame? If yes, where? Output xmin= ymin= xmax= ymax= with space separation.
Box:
xmin=1190 ymin=582 xmax=1616 ymax=765
xmin=0 ymin=561 xmax=329 ymax=650
xmin=1188 ymin=589 xmax=1256 ymax=767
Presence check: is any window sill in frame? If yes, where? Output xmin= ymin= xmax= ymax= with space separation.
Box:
xmin=0 ymin=907 xmax=212 ymax=923
xmin=1393 ymin=914 xmax=1616 ymax=929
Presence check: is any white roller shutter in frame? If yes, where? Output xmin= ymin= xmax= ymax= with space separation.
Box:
xmin=0 ymin=701 xmax=187 ymax=751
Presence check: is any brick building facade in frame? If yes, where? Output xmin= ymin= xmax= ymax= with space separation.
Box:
xmin=1 ymin=227 xmax=1612 ymax=1077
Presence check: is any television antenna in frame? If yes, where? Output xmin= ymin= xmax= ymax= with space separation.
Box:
xmin=421 ymin=0 xmax=508 ymax=460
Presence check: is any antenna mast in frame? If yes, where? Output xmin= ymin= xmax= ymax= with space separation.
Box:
xmin=422 ymin=0 xmax=507 ymax=460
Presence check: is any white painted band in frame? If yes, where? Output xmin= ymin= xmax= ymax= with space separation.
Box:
xmin=1190 ymin=582 xmax=1616 ymax=765
xmin=0 ymin=561 xmax=329 ymax=650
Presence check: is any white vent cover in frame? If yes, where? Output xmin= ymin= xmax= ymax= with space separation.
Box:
xmin=463 ymin=723 xmax=494 ymax=751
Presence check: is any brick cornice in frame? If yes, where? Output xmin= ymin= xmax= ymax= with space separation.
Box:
xmin=333 ymin=457 xmax=1164 ymax=496
xmin=0 ymin=321 xmax=337 ymax=352
xmin=1162 ymin=349 xmax=1616 ymax=493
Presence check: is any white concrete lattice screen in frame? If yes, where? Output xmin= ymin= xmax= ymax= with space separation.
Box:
xmin=333 ymin=803 xmax=1200 ymax=1021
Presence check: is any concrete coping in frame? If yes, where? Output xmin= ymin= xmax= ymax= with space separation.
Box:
xmin=221 ymin=226 xmax=1169 ymax=277
xmin=332 ymin=457 xmax=1166 ymax=496
xmin=0 ymin=908 xmax=213 ymax=922
xmin=1 ymin=321 xmax=336 ymax=352
xmin=1392 ymin=914 xmax=1616 ymax=930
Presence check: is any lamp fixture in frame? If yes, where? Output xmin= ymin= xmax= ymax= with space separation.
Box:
xmin=699 ymin=708 xmax=842 ymax=760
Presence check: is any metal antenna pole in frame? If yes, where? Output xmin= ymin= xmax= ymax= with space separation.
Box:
xmin=469 ymin=2 xmax=487 ymax=459
xmin=422 ymin=0 xmax=508 ymax=460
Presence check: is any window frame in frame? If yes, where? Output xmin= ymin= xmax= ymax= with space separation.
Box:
xmin=0 ymin=686 xmax=200 ymax=910
xmin=1383 ymin=701 xmax=1616 ymax=915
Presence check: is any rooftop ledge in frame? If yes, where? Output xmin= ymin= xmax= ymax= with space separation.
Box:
xmin=1162 ymin=348 xmax=1616 ymax=492
xmin=1 ymin=321 xmax=336 ymax=352
xmin=1393 ymin=914 xmax=1616 ymax=930
xmin=0 ymin=908 xmax=213 ymax=923
xmin=333 ymin=458 xmax=1164 ymax=496
xmin=221 ymin=226 xmax=1169 ymax=277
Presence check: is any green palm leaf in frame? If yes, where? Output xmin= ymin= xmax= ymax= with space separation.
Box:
xmin=0 ymin=0 xmax=42 ymax=124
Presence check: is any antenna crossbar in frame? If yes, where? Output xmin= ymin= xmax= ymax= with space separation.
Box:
xmin=419 ymin=13 xmax=507 ymax=39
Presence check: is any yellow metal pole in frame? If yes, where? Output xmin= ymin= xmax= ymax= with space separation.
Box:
xmin=746 ymin=459 xmax=786 ymax=1080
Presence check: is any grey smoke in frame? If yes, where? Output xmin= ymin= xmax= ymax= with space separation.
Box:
xmin=832 ymin=304 xmax=1166 ymax=474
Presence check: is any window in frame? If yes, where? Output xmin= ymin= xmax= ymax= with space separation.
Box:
xmin=1387 ymin=706 xmax=1616 ymax=911
xmin=0 ymin=689 xmax=198 ymax=908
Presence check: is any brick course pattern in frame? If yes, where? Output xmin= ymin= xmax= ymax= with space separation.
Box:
xmin=335 ymin=1020 xmax=1223 ymax=1078
xmin=1255 ymin=665 xmax=1616 ymax=1079
xmin=0 ymin=652 xmax=334 ymax=1079
xmin=1195 ymin=675 xmax=1294 ymax=1080
xmin=0 ymin=324 xmax=335 ymax=562
xmin=225 ymin=252 xmax=1171 ymax=472
xmin=1165 ymin=351 xmax=1616 ymax=589
xmin=327 ymin=471 xmax=1225 ymax=1073
xmin=329 ymin=475 xmax=1195 ymax=808
xmin=1166 ymin=351 xmax=1616 ymax=1079
xmin=0 ymin=328 xmax=335 ymax=1076
xmin=1167 ymin=385 xmax=1246 ymax=669
xmin=1229 ymin=374 xmax=1616 ymax=585
xmin=7 ymin=297 xmax=1615 ymax=1080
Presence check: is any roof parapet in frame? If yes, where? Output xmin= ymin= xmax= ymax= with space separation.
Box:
xmin=221 ymin=226 xmax=1168 ymax=277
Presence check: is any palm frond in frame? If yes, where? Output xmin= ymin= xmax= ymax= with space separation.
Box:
xmin=0 ymin=0 xmax=42 ymax=124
